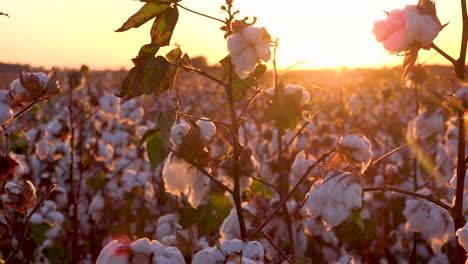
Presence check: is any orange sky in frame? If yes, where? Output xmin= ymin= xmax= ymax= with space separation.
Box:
xmin=0 ymin=0 xmax=463 ymax=70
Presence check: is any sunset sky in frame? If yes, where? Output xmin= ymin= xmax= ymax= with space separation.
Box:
xmin=0 ymin=0 xmax=463 ymax=70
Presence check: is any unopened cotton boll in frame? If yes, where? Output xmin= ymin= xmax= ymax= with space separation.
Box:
xmin=196 ymin=119 xmax=216 ymax=145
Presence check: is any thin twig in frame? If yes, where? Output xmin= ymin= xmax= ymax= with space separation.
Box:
xmin=238 ymin=88 xmax=262 ymax=119
xmin=362 ymin=185 xmax=453 ymax=212
xmin=177 ymin=4 xmax=225 ymax=24
xmin=262 ymin=231 xmax=294 ymax=264
xmin=5 ymin=184 xmax=57 ymax=263
xmin=169 ymin=148 xmax=234 ymax=195
xmin=171 ymin=63 xmax=227 ymax=88
xmin=250 ymin=149 xmax=335 ymax=237
xmin=249 ymin=174 xmax=277 ymax=189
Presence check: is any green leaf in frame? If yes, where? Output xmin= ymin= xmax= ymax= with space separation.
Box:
xmin=263 ymin=88 xmax=303 ymax=133
xmin=86 ymin=171 xmax=106 ymax=190
xmin=150 ymin=6 xmax=179 ymax=46
xmin=118 ymin=56 xmax=173 ymax=100
xmin=219 ymin=56 xmax=259 ymax=101
xmin=42 ymin=246 xmax=69 ymax=264
xmin=132 ymin=43 xmax=161 ymax=66
xmin=116 ymin=2 xmax=169 ymax=32
xmin=8 ymin=131 xmax=29 ymax=155
xmin=30 ymin=223 xmax=51 ymax=245
xmin=180 ymin=193 xmax=231 ymax=235
xmin=146 ymin=129 xmax=163 ymax=170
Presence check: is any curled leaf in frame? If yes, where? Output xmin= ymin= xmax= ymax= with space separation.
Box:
xmin=116 ymin=2 xmax=169 ymax=32
xmin=150 ymin=6 xmax=179 ymax=46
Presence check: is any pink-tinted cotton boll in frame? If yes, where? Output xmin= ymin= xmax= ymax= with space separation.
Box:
xmin=97 ymin=238 xmax=132 ymax=264
xmin=227 ymin=27 xmax=271 ymax=78
xmin=373 ymin=5 xmax=442 ymax=53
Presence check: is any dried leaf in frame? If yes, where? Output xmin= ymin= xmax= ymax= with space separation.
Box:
xmin=403 ymin=49 xmax=419 ymax=78
xmin=116 ymin=2 xmax=169 ymax=32
xmin=150 ymin=6 xmax=179 ymax=46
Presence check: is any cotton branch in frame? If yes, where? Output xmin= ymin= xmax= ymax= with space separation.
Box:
xmin=362 ymin=185 xmax=453 ymax=213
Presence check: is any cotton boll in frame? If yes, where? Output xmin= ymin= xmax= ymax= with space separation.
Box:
xmin=162 ymin=153 xmax=209 ymax=208
xmin=0 ymin=103 xmax=13 ymax=125
xmin=455 ymin=86 xmax=468 ymax=107
xmin=192 ymin=247 xmax=225 ymax=264
xmin=196 ymin=119 xmax=216 ymax=145
xmin=170 ymin=123 xmax=191 ymax=148
xmin=0 ymin=90 xmax=13 ymax=106
xmin=96 ymin=239 xmax=131 ymax=264
xmin=456 ymin=222 xmax=468 ymax=251
xmin=9 ymin=79 xmax=33 ymax=105
xmin=338 ymin=134 xmax=373 ymax=173
xmin=289 ymin=151 xmax=317 ymax=186
xmin=305 ymin=171 xmax=362 ymax=230
xmin=428 ymin=253 xmax=449 ymax=264
xmin=221 ymin=239 xmax=245 ymax=256
xmin=89 ymin=193 xmax=105 ymax=222
xmin=30 ymin=213 xmax=44 ymax=224
xmin=156 ymin=247 xmax=185 ymax=264
xmin=414 ymin=109 xmax=445 ymax=139
xmin=243 ymin=241 xmax=264 ymax=261
xmin=227 ymin=26 xmax=271 ymax=78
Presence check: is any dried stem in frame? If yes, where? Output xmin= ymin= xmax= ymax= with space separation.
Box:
xmin=171 ymin=63 xmax=227 ymax=88
xmin=431 ymin=43 xmax=457 ymax=65
xmin=5 ymin=184 xmax=57 ymax=264
xmin=68 ymin=87 xmax=79 ymax=264
xmin=177 ymin=3 xmax=225 ymax=24
xmin=452 ymin=0 xmax=467 ymax=261
xmin=262 ymin=231 xmax=294 ymax=264
xmin=362 ymin=185 xmax=453 ymax=212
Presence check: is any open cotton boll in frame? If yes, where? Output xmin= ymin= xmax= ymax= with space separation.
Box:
xmin=456 ymin=222 xmax=468 ymax=251
xmin=162 ymin=153 xmax=209 ymax=208
xmin=305 ymin=171 xmax=362 ymax=230
xmin=9 ymin=79 xmax=33 ymax=105
xmin=89 ymin=192 xmax=105 ymax=222
xmin=227 ymin=26 xmax=271 ymax=79
xmin=0 ymin=90 xmax=13 ymax=106
xmin=242 ymin=241 xmax=264 ymax=261
xmin=220 ymin=239 xmax=245 ymax=256
xmin=413 ymin=109 xmax=444 ymax=139
xmin=290 ymin=151 xmax=318 ymax=186
xmin=373 ymin=5 xmax=442 ymax=53
xmin=170 ymin=123 xmax=191 ymax=148
xmin=403 ymin=192 xmax=453 ymax=253
xmin=192 ymin=247 xmax=225 ymax=264
xmin=0 ymin=103 xmax=13 ymax=126
xmin=338 ymin=134 xmax=373 ymax=173
xmin=155 ymin=247 xmax=186 ymax=264
xmin=455 ymin=86 xmax=468 ymax=108
xmin=196 ymin=119 xmax=216 ymax=145
xmin=97 ymin=239 xmax=131 ymax=264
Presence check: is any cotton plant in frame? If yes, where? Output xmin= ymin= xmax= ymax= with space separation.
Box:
xmin=305 ymin=170 xmax=362 ymax=230
xmin=192 ymin=239 xmax=264 ymax=264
